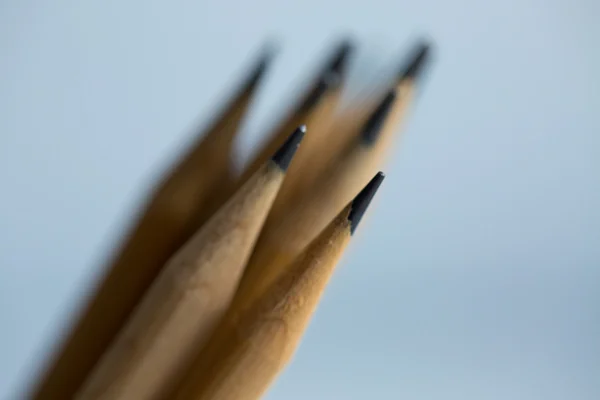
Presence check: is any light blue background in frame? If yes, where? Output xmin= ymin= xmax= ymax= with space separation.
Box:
xmin=1 ymin=1 xmax=599 ymax=399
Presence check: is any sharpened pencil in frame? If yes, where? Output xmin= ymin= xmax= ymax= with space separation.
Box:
xmin=236 ymin=40 xmax=353 ymax=194
xmin=29 ymin=48 xmax=274 ymax=400
xmin=391 ymin=40 xmax=431 ymax=134
xmin=326 ymin=40 xmax=431 ymax=162
xmin=170 ymin=173 xmax=384 ymax=400
xmin=75 ymin=127 xmax=305 ymax=400
xmin=233 ymin=89 xmax=398 ymax=307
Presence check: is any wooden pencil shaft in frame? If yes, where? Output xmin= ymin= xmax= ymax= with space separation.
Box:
xmin=172 ymin=172 xmax=383 ymax=400
xmin=76 ymin=125 xmax=305 ymax=400
xmin=76 ymin=160 xmax=287 ymax=400
xmin=172 ymin=212 xmax=352 ymax=400
xmin=29 ymin=57 xmax=267 ymax=400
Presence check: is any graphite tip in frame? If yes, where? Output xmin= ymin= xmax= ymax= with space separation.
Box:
xmin=243 ymin=45 xmax=277 ymax=92
xmin=348 ymin=172 xmax=385 ymax=234
xmin=299 ymin=72 xmax=341 ymax=111
xmin=360 ymin=89 xmax=397 ymax=145
xmin=397 ymin=41 xmax=432 ymax=82
xmin=299 ymin=39 xmax=353 ymax=112
xmin=326 ymin=39 xmax=354 ymax=77
xmin=271 ymin=126 xmax=306 ymax=171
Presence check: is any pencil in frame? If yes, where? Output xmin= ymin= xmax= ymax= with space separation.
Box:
xmin=236 ymin=40 xmax=353 ymax=194
xmin=234 ymin=89 xmax=397 ymax=306
xmin=75 ymin=127 xmax=305 ymax=400
xmin=29 ymin=49 xmax=274 ymax=400
xmin=327 ymin=40 xmax=431 ymax=164
xmin=392 ymin=41 xmax=431 ymax=132
xmin=188 ymin=46 xmax=279 ymax=227
xmin=243 ymin=42 xmax=430 ymax=290
xmin=265 ymin=40 xmax=354 ymax=219
xmin=171 ymin=172 xmax=384 ymax=400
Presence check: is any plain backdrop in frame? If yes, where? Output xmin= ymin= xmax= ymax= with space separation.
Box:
xmin=1 ymin=0 xmax=599 ymax=399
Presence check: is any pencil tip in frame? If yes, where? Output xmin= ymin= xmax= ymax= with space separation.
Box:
xmin=271 ymin=126 xmax=306 ymax=171
xmin=360 ymin=89 xmax=397 ymax=145
xmin=327 ymin=39 xmax=354 ymax=77
xmin=245 ymin=45 xmax=277 ymax=91
xmin=299 ymin=72 xmax=340 ymax=111
xmin=398 ymin=41 xmax=432 ymax=82
xmin=299 ymin=39 xmax=354 ymax=111
xmin=348 ymin=172 xmax=385 ymax=234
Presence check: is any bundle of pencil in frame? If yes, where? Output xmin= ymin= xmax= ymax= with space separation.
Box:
xmin=28 ymin=38 xmax=432 ymax=400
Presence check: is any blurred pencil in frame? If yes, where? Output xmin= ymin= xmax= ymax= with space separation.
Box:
xmin=234 ymin=89 xmax=398 ymax=306
xmin=236 ymin=40 xmax=353 ymax=197
xmin=75 ymin=127 xmax=305 ymax=400
xmin=396 ymin=41 xmax=431 ymax=98
xmin=327 ymin=40 xmax=431 ymax=161
xmin=265 ymin=40 xmax=354 ymax=219
xmin=171 ymin=173 xmax=384 ymax=400
xmin=391 ymin=40 xmax=431 ymax=133
xmin=29 ymin=48 xmax=274 ymax=400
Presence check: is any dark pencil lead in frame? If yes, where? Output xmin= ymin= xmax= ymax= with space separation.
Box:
xmin=298 ymin=39 xmax=353 ymax=112
xmin=398 ymin=41 xmax=432 ymax=82
xmin=243 ymin=44 xmax=277 ymax=92
xmin=299 ymin=72 xmax=340 ymax=111
xmin=348 ymin=172 xmax=385 ymax=235
xmin=325 ymin=39 xmax=354 ymax=77
xmin=271 ymin=126 xmax=306 ymax=171
xmin=360 ymin=89 xmax=397 ymax=145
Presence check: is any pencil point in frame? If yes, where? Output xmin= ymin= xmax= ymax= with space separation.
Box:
xmin=244 ymin=45 xmax=277 ymax=91
xmin=326 ymin=39 xmax=354 ymax=77
xmin=271 ymin=126 xmax=306 ymax=171
xmin=348 ymin=172 xmax=385 ymax=234
xmin=299 ymin=39 xmax=353 ymax=112
xmin=398 ymin=41 xmax=432 ymax=82
xmin=299 ymin=72 xmax=340 ymax=111
xmin=360 ymin=89 xmax=397 ymax=145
